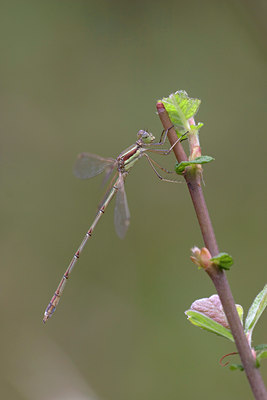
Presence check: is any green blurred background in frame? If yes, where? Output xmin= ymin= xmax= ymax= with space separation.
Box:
xmin=1 ymin=0 xmax=267 ymax=399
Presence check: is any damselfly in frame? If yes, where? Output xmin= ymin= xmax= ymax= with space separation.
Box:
xmin=43 ymin=127 xmax=185 ymax=322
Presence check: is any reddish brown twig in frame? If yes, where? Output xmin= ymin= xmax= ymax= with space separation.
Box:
xmin=157 ymin=102 xmax=267 ymax=400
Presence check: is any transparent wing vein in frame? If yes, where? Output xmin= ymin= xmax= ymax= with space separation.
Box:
xmin=114 ymin=175 xmax=130 ymax=239
xmin=74 ymin=153 xmax=115 ymax=180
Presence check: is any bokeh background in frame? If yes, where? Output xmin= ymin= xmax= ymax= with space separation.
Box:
xmin=1 ymin=0 xmax=267 ymax=399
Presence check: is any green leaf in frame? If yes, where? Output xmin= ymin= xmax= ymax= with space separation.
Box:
xmin=229 ymin=364 xmax=244 ymax=371
xmin=175 ymin=155 xmax=215 ymax=174
xmin=256 ymin=352 xmax=267 ymax=364
xmin=185 ymin=310 xmax=234 ymax=342
xmin=190 ymin=122 xmax=204 ymax=131
xmin=160 ymin=90 xmax=201 ymax=134
xmin=253 ymin=345 xmax=267 ymax=366
xmin=257 ymin=351 xmax=267 ymax=360
xmin=210 ymin=252 xmax=233 ymax=270
xmin=245 ymin=284 xmax=267 ymax=334
xmin=254 ymin=344 xmax=267 ymax=352
xmin=236 ymin=304 xmax=244 ymax=325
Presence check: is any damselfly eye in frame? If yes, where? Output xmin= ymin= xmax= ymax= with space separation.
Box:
xmin=137 ymin=130 xmax=151 ymax=140
xmin=137 ymin=130 xmax=146 ymax=139
xmin=137 ymin=130 xmax=155 ymax=144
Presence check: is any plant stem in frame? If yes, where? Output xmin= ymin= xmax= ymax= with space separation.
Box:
xmin=157 ymin=102 xmax=267 ymax=400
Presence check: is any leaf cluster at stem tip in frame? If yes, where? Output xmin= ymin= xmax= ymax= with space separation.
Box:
xmin=159 ymin=90 xmax=214 ymax=173
xmin=160 ymin=90 xmax=203 ymax=135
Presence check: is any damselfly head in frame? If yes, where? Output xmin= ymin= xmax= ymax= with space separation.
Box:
xmin=137 ymin=130 xmax=155 ymax=144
